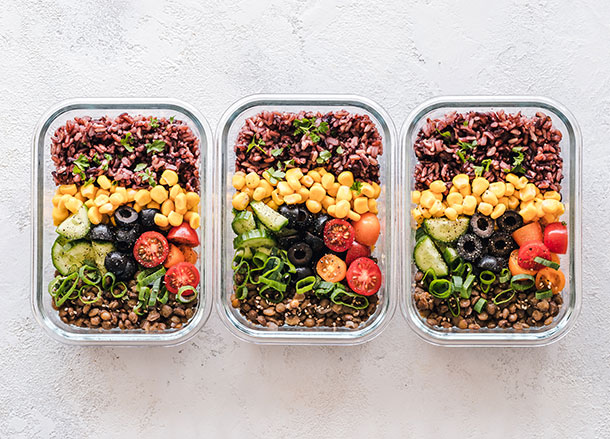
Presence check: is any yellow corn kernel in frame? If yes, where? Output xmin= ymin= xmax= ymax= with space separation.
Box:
xmin=327 ymin=204 xmax=337 ymax=217
xmin=297 ymin=187 xmax=310 ymax=202
xmin=167 ymin=211 xmax=183 ymax=227
xmin=306 ymin=199 xmax=322 ymax=214
xmin=284 ymin=193 xmax=302 ymax=205
xmin=327 ymin=183 xmax=340 ymax=198
xmin=187 ymin=213 xmax=200 ymax=229
xmin=56 ymin=194 xmax=71 ymax=210
xmin=253 ymin=187 xmax=268 ymax=201
xmin=52 ymin=206 xmax=69 ymax=225
xmin=321 ymin=173 xmax=335 ymax=190
xmin=80 ymin=184 xmax=96 ymax=200
xmin=174 ymin=193 xmax=187 ymax=214
xmin=411 ymin=190 xmax=422 ymax=204
xmin=516 ymin=176 xmax=529 ymax=190
xmin=245 ymin=172 xmax=260 ymax=189
xmin=149 ymin=185 xmax=167 ymax=204
xmin=185 ymin=192 xmax=200 ymax=210
xmin=504 ymin=173 xmax=518 ymax=186
xmin=444 ymin=207 xmax=458 ymax=221
xmin=519 ymin=204 xmax=538 ymax=223
xmin=429 ymin=180 xmax=446 ymax=193
xmin=542 ymin=199 xmax=560 ymax=214
xmin=99 ymin=202 xmax=115 ymax=215
xmin=420 ymin=190 xmax=436 ymax=209
xmin=462 ymin=195 xmax=477 ymax=215
xmin=132 ymin=203 xmax=142 ymax=213
xmin=161 ymin=199 xmax=175 ymax=217
xmin=277 ymin=181 xmax=294 ymax=196
xmin=121 ymin=188 xmax=135 ymax=203
xmin=353 ymin=197 xmax=369 ymax=214
xmin=433 ymin=192 xmax=443 ymax=201
xmin=300 ymin=175 xmax=314 ymax=188
xmin=134 ymin=190 xmax=151 ymax=206
xmin=110 ymin=184 xmax=119 ymax=194
xmin=491 ymin=204 xmax=506 ymax=219
xmin=477 ymin=202 xmax=493 ymax=216
xmin=84 ymin=206 xmax=101 ymax=225
xmin=322 ymin=196 xmax=335 ymax=210
xmin=449 ymin=185 xmax=459 ymax=194
xmin=160 ymin=170 xmax=179 ymax=186
xmin=544 ymin=191 xmax=561 ymax=201
xmin=108 ymin=192 xmax=125 ymax=206
xmin=372 ymin=182 xmax=381 ymax=199
xmin=507 ymin=196 xmax=520 ymax=210
xmin=308 ymin=170 xmax=322 ymax=182
xmin=232 ymin=192 xmax=250 ymax=210
xmin=412 ymin=208 xmax=424 ymax=223
xmin=59 ymin=184 xmax=77 ymax=195
xmin=446 ymin=192 xmax=463 ymax=206
xmin=557 ymin=202 xmax=565 ymax=215
xmin=184 ymin=211 xmax=194 ymax=221
xmin=488 ymin=182 xmax=506 ymax=199
xmin=52 ymin=194 xmax=62 ymax=207
xmin=261 ymin=171 xmax=278 ymax=187
xmin=334 ymin=200 xmax=350 ymax=219
xmin=284 ymin=167 xmax=302 ymax=179
xmin=287 ymin=176 xmax=302 ymax=191
xmin=96 ymin=175 xmax=111 ymax=190
xmin=168 ymin=185 xmax=181 ymax=200
xmin=309 ymin=183 xmax=326 ymax=202
xmin=271 ymin=190 xmax=284 ymax=206
xmin=472 ymin=177 xmax=489 ymax=195
xmin=429 ymin=200 xmax=444 ymax=216
xmin=146 ymin=201 xmax=160 ymax=210
xmin=519 ymin=183 xmax=537 ymax=202
xmin=154 ymin=213 xmax=169 ymax=227
xmin=450 ymin=204 xmax=463 ymax=215
xmin=258 ymin=179 xmax=272 ymax=193
xmin=348 ymin=210 xmax=361 ymax=222
xmin=241 ymin=187 xmax=254 ymax=198
xmin=85 ymin=199 xmax=95 ymax=208
xmin=421 ymin=207 xmax=431 ymax=219
xmin=94 ymin=194 xmax=109 ymax=208
xmin=337 ymin=171 xmax=354 ymax=187
xmin=74 ymin=193 xmax=86 ymax=203
xmin=498 ymin=197 xmax=509 ymax=207
xmin=368 ymin=198 xmax=378 ymax=214
xmin=459 ymin=185 xmax=472 ymax=197
xmin=336 ymin=185 xmax=352 ymax=202
xmin=481 ymin=190 xmax=498 ymax=206
xmin=264 ymin=199 xmax=277 ymax=210
xmin=536 ymin=201 xmax=545 ymax=218
xmin=360 ymin=183 xmax=375 ymax=198
xmin=504 ymin=182 xmax=515 ymax=197
xmin=452 ymin=174 xmax=470 ymax=189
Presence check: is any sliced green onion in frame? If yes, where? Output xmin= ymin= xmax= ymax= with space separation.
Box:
xmin=111 ymin=281 xmax=128 ymax=298
xmin=157 ymin=287 xmax=169 ymax=304
xmin=535 ymin=289 xmax=553 ymax=300
xmin=258 ymin=276 xmax=287 ymax=292
xmin=176 ymin=285 xmax=198 ymax=303
xmin=138 ymin=266 xmax=166 ymax=286
xmin=534 ymin=256 xmax=560 ymax=270
xmin=452 ymin=276 xmax=463 ymax=292
xmin=330 ymin=287 xmax=369 ymax=310
xmin=447 ymin=295 xmax=461 ymax=317
xmin=48 ymin=276 xmax=63 ymax=297
xmin=499 ymin=268 xmax=511 ymax=284
xmin=78 ymin=265 xmax=101 ymax=285
xmin=452 ymin=261 xmax=465 ymax=277
xmin=473 ymin=298 xmax=487 ymax=313
xmin=314 ymin=280 xmax=335 ymax=297
xmin=479 ymin=270 xmax=496 ymax=284
xmin=101 ymin=272 xmax=116 ymax=290
xmin=133 ymin=302 xmax=144 ymax=316
xmin=235 ymin=285 xmax=248 ymax=300
xmin=79 ymin=285 xmax=102 ymax=304
xmin=253 ymin=250 xmax=269 ymax=268
xmin=428 ymin=279 xmax=453 ymax=299
xmin=148 ymin=278 xmax=161 ymax=307
xmin=259 ymin=285 xmax=284 ymax=304
xmin=233 ymin=260 xmax=250 ymax=287
xmin=296 ymin=276 xmax=317 ymax=295
xmin=442 ymin=247 xmax=460 ymax=265
xmin=493 ymin=288 xmax=515 ymax=305
xmin=464 ymin=262 xmax=474 ymax=276
xmin=421 ymin=268 xmax=437 ymax=285
xmin=54 ymin=273 xmax=79 ymax=306
xmin=510 ymin=274 xmax=536 ymax=291
xmin=231 ymin=252 xmax=245 ymax=270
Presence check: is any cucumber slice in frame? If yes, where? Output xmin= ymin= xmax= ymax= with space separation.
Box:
xmin=423 ymin=217 xmax=469 ymax=243
xmin=413 ymin=236 xmax=448 ymax=277
xmin=233 ymin=229 xmax=277 ymax=250
xmin=249 ymin=201 xmax=288 ymax=232
xmin=51 ymin=237 xmax=94 ymax=275
xmin=231 ymin=210 xmax=257 ymax=235
xmin=415 ymin=227 xmax=428 ymax=242
xmin=92 ymin=241 xmax=115 ymax=274
xmin=56 ymin=206 xmax=91 ymax=240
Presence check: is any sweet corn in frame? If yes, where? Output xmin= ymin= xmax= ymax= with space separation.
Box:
xmin=327 ymin=183 xmax=340 ymax=198
xmin=186 ymin=192 xmax=200 ymax=210
xmin=519 ymin=204 xmax=538 ymax=222
xmin=353 ymin=197 xmax=369 ymax=214
xmin=97 ymin=175 xmax=112 ymax=190
xmin=488 ymin=182 xmax=506 ymax=199
xmin=433 ymin=192 xmax=443 ymax=201
xmin=160 ymin=170 xmax=179 ymax=186
xmin=81 ymin=185 xmax=97 ymax=199
xmin=308 ymin=170 xmax=322 ymax=182
xmin=65 ymin=197 xmax=83 ymax=213
xmin=368 ymin=198 xmax=378 ymax=214
xmin=52 ymin=193 xmax=62 ymax=207
xmin=321 ymin=173 xmax=335 ymax=190
xmin=315 ymin=167 xmax=327 ymax=175
xmin=286 ymin=168 xmax=303 ymax=180
xmin=334 ymin=200 xmax=350 ymax=219
xmin=59 ymin=184 xmax=77 ymax=195
xmin=336 ymin=185 xmax=352 ymax=202
xmin=266 ymin=200 xmax=279 ymax=210
xmin=421 ymin=207 xmax=431 ymax=219
xmin=271 ymin=190 xmax=284 ymax=206
xmin=297 ymin=187 xmax=310 ymax=202
xmin=300 ymin=175 xmax=314 ymax=188
xmin=327 ymin=205 xmax=337 ymax=217
xmin=284 ymin=193 xmax=302 ymax=204
xmin=452 ymin=174 xmax=470 ymax=189
xmin=498 ymin=197 xmax=509 ymax=208
xmin=109 ymin=184 xmax=117 ymax=194
xmin=508 ymin=196 xmax=520 ymax=210
xmin=126 ymin=188 xmax=137 ymax=202
xmin=277 ymin=181 xmax=294 ymax=196
xmin=154 ymin=213 xmax=169 ymax=227
xmin=519 ymin=183 xmax=537 ymax=202
xmin=360 ymin=183 xmax=375 ymax=198
xmin=168 ymin=211 xmax=183 ymax=227
xmin=242 ymin=187 xmax=254 ymax=198
xmin=86 ymin=206 xmax=102 ymax=225
xmin=429 ymin=180 xmax=446 ymax=193
xmin=84 ymin=199 xmax=94 ymax=208
xmin=516 ymin=176 xmax=528 ymax=190
xmin=322 ymin=196 xmax=335 ymax=210
xmin=168 ymin=185 xmax=181 ymax=200
xmin=472 ymin=177 xmax=490 ymax=195
xmin=189 ymin=213 xmax=201 ymax=229
xmin=459 ymin=185 xmax=472 ymax=197
xmin=449 ymin=186 xmax=459 ymax=194
xmin=451 ymin=204 xmax=463 ymax=215
xmin=491 ymin=204 xmax=506 ymax=219
xmin=481 ymin=190 xmax=498 ymax=206
xmin=309 ymin=183 xmax=326 ymax=202
xmin=544 ymin=191 xmax=561 ymax=201
xmin=306 ymin=199 xmax=322 ymax=214
xmin=463 ymin=195 xmax=477 ymax=215
xmin=109 ymin=192 xmax=125 ymax=206
xmin=262 ymin=171 xmax=278 ymax=187
xmin=147 ymin=201 xmax=161 ymax=210
xmin=244 ymin=172 xmax=259 ymax=189
xmin=429 ymin=200 xmax=444 ymax=216
xmin=52 ymin=206 xmax=69 ymax=225
xmin=253 ymin=187 xmax=268 ymax=201
xmin=286 ymin=177 xmax=301 ymax=191
xmin=348 ymin=210 xmax=361 ymax=222
xmin=504 ymin=182 xmax=515 ymax=197
xmin=444 ymin=207 xmax=458 ymax=221
xmin=542 ymin=199 xmax=560 ymax=214
xmin=150 ymin=185 xmax=168 ymax=204
xmin=477 ymin=202 xmax=493 ymax=216
xmin=134 ymin=190 xmax=151 ymax=206
xmin=446 ymin=192 xmax=463 ymax=206
xmin=420 ymin=190 xmax=436 ymax=209
xmin=337 ymin=171 xmax=354 ymax=187
xmin=133 ymin=203 xmax=142 ymax=213
xmin=160 ymin=199 xmax=173 ymax=217
xmin=175 ymin=193 xmax=187 ymax=214
xmin=99 ymin=202 xmax=115 ymax=215
xmin=232 ymin=192 xmax=249 ymax=210
xmin=94 ymin=194 xmax=109 ymax=207
xmin=536 ymin=201 xmax=545 ymax=218
xmin=74 ymin=192 xmax=86 ymax=203
xmin=543 ymin=213 xmax=556 ymax=224
xmin=372 ymin=182 xmax=381 ymax=199
xmin=411 ymin=191 xmax=421 ymax=204
xmin=412 ymin=208 xmax=424 ymax=224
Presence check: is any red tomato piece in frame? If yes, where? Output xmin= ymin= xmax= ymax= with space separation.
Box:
xmin=133 ymin=231 xmax=169 ymax=268
xmin=346 ymin=257 xmax=382 ymax=296
xmin=345 ymin=242 xmax=371 ymax=267
xmin=352 ymin=213 xmax=380 ymax=247
xmin=323 ymin=219 xmax=355 ymax=252
xmin=518 ymin=242 xmax=551 ymax=271
xmin=544 ymin=222 xmax=568 ymax=254
xmin=164 ymin=262 xmax=200 ymax=294
xmin=167 ymin=223 xmax=200 ymax=247
xmin=512 ymin=222 xmax=543 ymax=247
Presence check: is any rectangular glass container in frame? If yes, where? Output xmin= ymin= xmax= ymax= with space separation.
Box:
xmin=31 ymin=98 xmax=214 ymax=346
xmin=400 ymin=96 xmax=582 ymax=347
xmin=215 ymin=94 xmax=397 ymax=345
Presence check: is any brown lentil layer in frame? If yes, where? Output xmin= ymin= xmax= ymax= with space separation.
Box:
xmin=232 ymin=285 xmax=379 ymax=329
xmin=413 ymin=111 xmax=563 ymax=192
xmin=234 ymin=110 xmax=383 ymax=184
xmin=53 ymin=278 xmax=198 ymax=331
xmin=51 ymin=114 xmax=200 ymax=192
xmin=413 ymin=270 xmax=562 ymax=330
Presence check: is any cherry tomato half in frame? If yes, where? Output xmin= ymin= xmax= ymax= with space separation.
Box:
xmin=323 ymin=219 xmax=355 ymax=252
xmin=544 ymin=222 xmax=568 ymax=254
xmin=512 ymin=221 xmax=543 ymax=247
xmin=316 ymin=254 xmax=347 ymax=283
xmin=133 ymin=231 xmax=169 ymax=268
xmin=345 ymin=242 xmax=371 ymax=267
xmin=536 ymin=267 xmax=566 ymax=294
xmin=164 ymin=262 xmax=200 ymax=294
xmin=167 ymin=223 xmax=200 ymax=247
xmin=163 ymin=244 xmax=185 ymax=268
xmin=352 ymin=213 xmax=380 ymax=247
xmin=518 ymin=242 xmax=551 ymax=271
xmin=346 ymin=257 xmax=382 ymax=296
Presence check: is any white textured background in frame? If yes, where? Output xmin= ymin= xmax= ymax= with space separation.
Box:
xmin=1 ymin=1 xmax=608 ymax=437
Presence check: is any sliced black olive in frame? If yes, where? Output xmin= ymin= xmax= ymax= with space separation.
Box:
xmin=293 ymin=206 xmax=311 ymax=229
xmin=287 ymin=242 xmax=313 ymax=267
xmin=114 ymin=206 xmax=139 ymax=227
xmin=304 ymin=232 xmax=324 ymax=254
xmin=312 ymin=213 xmax=331 ymax=236
xmin=477 ymin=254 xmax=500 ymax=273
xmin=278 ymin=205 xmax=299 ymax=228
xmin=469 ymin=213 xmax=495 ymax=238
xmin=496 ymin=210 xmax=524 ymax=233
xmin=89 ymin=224 xmax=114 ymax=242
xmin=456 ymin=233 xmax=484 ymax=262
xmin=277 ymin=232 xmax=301 ymax=250
xmin=294 ymin=266 xmax=314 ymax=281
xmin=488 ymin=232 xmax=516 ymax=258
xmin=105 ymin=251 xmax=129 ymax=276
xmin=113 ymin=224 xmax=141 ymax=252
xmin=117 ymin=256 xmax=137 ymax=280
xmin=139 ymin=208 xmax=160 ymax=229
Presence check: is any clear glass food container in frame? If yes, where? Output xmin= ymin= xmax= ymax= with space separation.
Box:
xmin=400 ymin=96 xmax=582 ymax=347
xmin=31 ymin=98 xmax=214 ymax=346
xmin=214 ymin=94 xmax=397 ymax=345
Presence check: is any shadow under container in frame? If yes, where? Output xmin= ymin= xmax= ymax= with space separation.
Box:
xmin=215 ymin=94 xmax=398 ymax=345
xmin=31 ymin=98 xmax=214 ymax=346
xmin=400 ymin=96 xmax=582 ymax=347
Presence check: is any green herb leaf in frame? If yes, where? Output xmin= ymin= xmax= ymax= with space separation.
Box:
xmin=270 ymin=147 xmax=284 ymax=157
xmin=169 ymin=116 xmax=175 ymax=123
xmin=101 ymin=153 xmax=112 ymax=171
xmin=463 ymin=120 xmax=469 ymax=127
xmin=437 ymin=129 xmax=452 ymax=139
xmin=84 ymin=177 xmax=95 ymax=186
xmin=72 ymin=154 xmax=90 ymax=178
xmin=351 ymin=181 xmax=363 ymax=193
xmin=336 ymin=146 xmax=344 ymax=154
xmin=316 ymin=150 xmax=332 ymax=164
xmin=293 ymin=118 xmax=328 ymax=144
xmin=284 ymin=159 xmax=295 ymax=168
xmin=474 ymin=158 xmax=492 ymax=177
xmin=150 ymin=117 xmax=159 ymax=128
xmin=510 ymin=146 xmax=526 ymax=174
xmin=138 ymin=168 xmax=156 ymax=186
xmin=145 ymin=140 xmax=166 ymax=154
xmin=247 ymin=136 xmax=266 ymax=154
xmin=120 ymin=132 xmax=134 ymax=151
xmin=267 ymin=167 xmax=286 ymax=184
xmin=134 ymin=163 xmax=147 ymax=172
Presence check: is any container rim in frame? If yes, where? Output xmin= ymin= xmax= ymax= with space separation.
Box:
xmin=31 ymin=97 xmax=214 ymax=346
xmin=399 ymin=95 xmax=582 ymax=347
xmin=214 ymin=93 xmax=398 ymax=345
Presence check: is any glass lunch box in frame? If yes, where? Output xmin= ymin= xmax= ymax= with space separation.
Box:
xmin=214 ymin=94 xmax=398 ymax=345
xmin=31 ymin=98 xmax=214 ymax=346
xmin=399 ymin=96 xmax=582 ymax=347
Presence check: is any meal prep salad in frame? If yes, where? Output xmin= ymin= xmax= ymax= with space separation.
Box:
xmin=410 ymin=111 xmax=568 ymax=330
xmin=48 ymin=114 xmax=202 ymax=331
xmin=230 ymin=110 xmax=383 ymax=329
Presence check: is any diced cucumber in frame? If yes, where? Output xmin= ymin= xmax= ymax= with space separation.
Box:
xmin=249 ymin=201 xmax=288 ymax=232
xmin=233 ymin=229 xmax=277 ymax=250
xmin=231 ymin=210 xmax=257 ymax=235
xmin=415 ymin=227 xmax=428 ymax=242
xmin=413 ymin=236 xmax=448 ymax=277
xmin=423 ymin=217 xmax=469 ymax=243
xmin=92 ymin=241 xmax=115 ymax=274
xmin=51 ymin=237 xmax=94 ymax=275
xmin=56 ymin=206 xmax=91 ymax=240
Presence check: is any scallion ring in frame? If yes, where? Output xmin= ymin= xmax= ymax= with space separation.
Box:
xmin=259 ymin=285 xmax=284 ymax=304
xmin=235 ymin=285 xmax=248 ymax=300
xmin=48 ymin=276 xmax=63 ymax=297
xmin=330 ymin=288 xmax=369 ymax=310
xmin=499 ymin=268 xmax=511 ymax=284
xmin=78 ymin=264 xmax=101 ymax=286
xmin=461 ymin=273 xmax=476 ymax=298
xmin=421 ymin=268 xmax=437 ymax=286
xmin=447 ymin=295 xmax=461 ymax=317
xmin=157 ymin=287 xmax=169 ymax=304
xmin=535 ymin=289 xmax=553 ymax=300
xmin=78 ymin=285 xmax=102 ymax=304
xmin=111 ymin=281 xmax=128 ymax=299
xmin=493 ymin=288 xmax=515 ymax=305
xmin=428 ymin=279 xmax=453 ymax=299
xmin=534 ymin=256 xmax=560 ymax=270
xmin=510 ymin=274 xmax=536 ymax=292
xmin=176 ymin=285 xmax=198 ymax=303
xmin=473 ymin=298 xmax=487 ymax=313
xmin=54 ymin=273 xmax=79 ymax=307
xmin=296 ymin=276 xmax=317 ymax=295
xmin=101 ymin=272 xmax=116 ymax=290
xmin=138 ymin=266 xmax=166 ymax=287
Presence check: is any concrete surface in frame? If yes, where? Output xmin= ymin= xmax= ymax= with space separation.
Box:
xmin=1 ymin=0 xmax=609 ymax=437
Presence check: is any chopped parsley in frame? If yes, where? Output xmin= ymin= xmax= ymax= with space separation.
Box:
xmin=266 ymin=167 xmax=286 ymax=185
xmin=138 ymin=168 xmax=156 ymax=186
xmin=293 ymin=118 xmax=329 ymax=143
xmin=436 ymin=129 xmax=452 ymax=139
xmin=83 ymin=177 xmax=95 ymax=186
xmin=72 ymin=154 xmax=90 ymax=179
xmin=336 ymin=146 xmax=344 ymax=155
xmin=270 ymin=147 xmax=284 ymax=157
xmin=101 ymin=153 xmax=112 ymax=171
xmin=316 ymin=150 xmax=332 ymax=164
xmin=120 ymin=132 xmax=134 ymax=151
xmin=456 ymin=139 xmax=478 ymax=163
xmin=247 ymin=136 xmax=266 ymax=154
xmin=150 ymin=117 xmax=159 ymax=128
xmin=473 ymin=159 xmax=492 ymax=177
xmin=510 ymin=146 xmax=526 ymax=174
xmin=351 ymin=181 xmax=363 ymax=193
xmin=462 ymin=120 xmax=469 ymax=127
xmin=284 ymin=159 xmax=295 ymax=168
xmin=134 ymin=163 xmax=147 ymax=172
xmin=146 ymin=140 xmax=166 ymax=154
xmin=169 ymin=116 xmax=175 ymax=123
